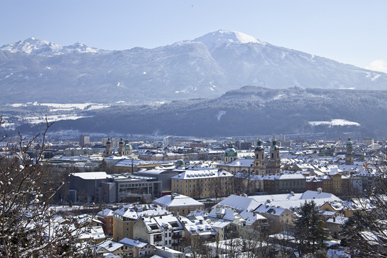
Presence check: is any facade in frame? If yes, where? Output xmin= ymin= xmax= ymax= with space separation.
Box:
xmin=322 ymin=173 xmax=350 ymax=196
xmin=254 ymin=138 xmax=281 ymax=176
xmin=171 ymin=169 xmax=234 ymax=199
xmin=68 ymin=172 xmax=162 ymax=203
xmin=112 ymin=204 xmax=170 ymax=242
xmin=134 ymin=168 xmax=179 ymax=194
xmin=96 ymin=240 xmax=124 ymax=256
xmin=117 ymin=139 xmax=133 ymax=156
xmin=119 ymin=238 xmax=154 ymax=257
xmin=79 ymin=135 xmax=90 ymax=147
xmin=97 ymin=209 xmax=114 ymax=235
xmin=132 ymin=214 xmax=185 ymax=250
xmin=103 ymin=138 xmax=113 ymax=157
xmin=217 ymin=159 xmax=255 ymax=175
xmin=272 ymin=174 xmax=306 ymax=194
xmin=254 ymin=205 xmax=295 ymax=233
xmin=219 ymin=138 xmax=281 ymax=177
xmin=306 ymin=176 xmax=324 ymax=191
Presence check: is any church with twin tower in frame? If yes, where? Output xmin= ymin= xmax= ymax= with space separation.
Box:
xmin=223 ymin=137 xmax=281 ymax=176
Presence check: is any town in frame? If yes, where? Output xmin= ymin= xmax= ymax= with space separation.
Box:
xmin=1 ymin=132 xmax=386 ymax=257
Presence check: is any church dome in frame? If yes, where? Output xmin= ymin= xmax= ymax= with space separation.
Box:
xmin=255 ymin=138 xmax=264 ymax=151
xmin=225 ymin=142 xmax=237 ymax=157
xmin=346 ymin=138 xmax=353 ymax=147
xmin=270 ymin=139 xmax=279 ymax=151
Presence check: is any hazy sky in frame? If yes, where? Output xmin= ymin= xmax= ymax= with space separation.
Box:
xmin=1 ymin=0 xmax=387 ymax=72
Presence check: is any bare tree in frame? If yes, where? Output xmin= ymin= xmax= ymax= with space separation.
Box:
xmin=0 ymin=118 xmax=88 ymax=257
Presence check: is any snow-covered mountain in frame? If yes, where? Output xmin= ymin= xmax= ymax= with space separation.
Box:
xmin=1 ymin=30 xmax=386 ymax=104
xmin=0 ymin=37 xmax=103 ymax=55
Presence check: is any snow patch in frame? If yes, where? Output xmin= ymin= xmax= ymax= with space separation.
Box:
xmin=309 ymin=119 xmax=360 ymax=127
xmin=4 ymin=73 xmax=13 ymax=79
xmin=194 ymin=30 xmax=264 ymax=51
xmin=217 ymin=111 xmax=227 ymax=121
xmin=371 ymin=74 xmax=381 ymax=81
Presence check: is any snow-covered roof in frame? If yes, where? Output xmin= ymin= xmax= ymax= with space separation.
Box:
xmin=214 ymin=194 xmax=261 ymax=212
xmin=97 ymin=240 xmax=123 ymax=252
xmin=220 ymin=158 xmax=254 ymax=167
xmin=250 ymin=190 xmax=342 ymax=210
xmin=79 ymin=225 xmax=106 ymax=241
xmin=239 ymin=210 xmax=267 ymax=226
xmin=119 ymin=238 xmax=148 ymax=248
xmin=255 ymin=205 xmax=288 ymax=216
xmin=113 ymin=204 xmax=170 ymax=220
xmin=153 ymin=194 xmax=204 ymax=208
xmin=98 ymin=208 xmax=114 ymax=217
xmin=71 ymin=171 xmax=112 ymax=180
xmin=172 ymin=169 xmax=233 ymax=180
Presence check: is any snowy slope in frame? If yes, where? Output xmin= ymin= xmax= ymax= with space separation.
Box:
xmin=0 ymin=30 xmax=387 ymax=104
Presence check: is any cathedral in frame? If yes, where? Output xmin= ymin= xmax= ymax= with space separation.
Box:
xmin=103 ymin=137 xmax=133 ymax=157
xmin=253 ymin=138 xmax=281 ymax=176
xmin=222 ymin=138 xmax=281 ymax=176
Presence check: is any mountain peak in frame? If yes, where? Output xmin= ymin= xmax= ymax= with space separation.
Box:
xmin=0 ymin=38 xmax=102 ymax=55
xmin=194 ymin=30 xmax=264 ymax=50
xmin=0 ymin=37 xmax=59 ymax=55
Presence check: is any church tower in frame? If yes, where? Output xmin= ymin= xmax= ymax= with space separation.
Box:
xmin=117 ymin=138 xmax=124 ymax=156
xmin=104 ymin=137 xmax=113 ymax=157
xmin=345 ymin=138 xmax=354 ymax=165
xmin=266 ymin=138 xmax=281 ymax=175
xmin=254 ymin=139 xmax=265 ymax=175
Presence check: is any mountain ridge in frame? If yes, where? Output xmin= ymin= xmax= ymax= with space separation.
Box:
xmin=0 ymin=30 xmax=386 ymax=104
xmin=7 ymin=86 xmax=387 ymax=138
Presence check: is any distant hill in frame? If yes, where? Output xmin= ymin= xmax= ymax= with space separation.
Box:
xmin=13 ymin=86 xmax=387 ymax=138
xmin=1 ymin=30 xmax=387 ymax=104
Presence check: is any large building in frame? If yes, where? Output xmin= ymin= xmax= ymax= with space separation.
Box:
xmin=219 ymin=138 xmax=281 ymax=177
xmin=68 ymin=172 xmax=162 ymax=203
xmin=171 ymin=169 xmax=234 ymax=199
xmin=79 ymin=135 xmax=90 ymax=147
xmin=254 ymin=138 xmax=281 ymax=176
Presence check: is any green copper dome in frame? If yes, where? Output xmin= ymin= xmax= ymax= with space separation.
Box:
xmin=124 ymin=143 xmax=133 ymax=150
xmin=255 ymin=138 xmax=264 ymax=151
xmin=346 ymin=138 xmax=353 ymax=147
xmin=270 ymin=138 xmax=279 ymax=151
xmin=225 ymin=142 xmax=237 ymax=157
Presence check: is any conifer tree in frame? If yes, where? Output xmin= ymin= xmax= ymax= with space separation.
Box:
xmin=294 ymin=200 xmax=328 ymax=256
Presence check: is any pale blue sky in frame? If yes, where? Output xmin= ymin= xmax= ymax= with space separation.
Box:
xmin=1 ymin=0 xmax=387 ymax=72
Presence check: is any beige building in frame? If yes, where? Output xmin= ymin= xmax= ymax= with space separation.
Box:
xmin=171 ymin=169 xmax=234 ymax=199
xmin=152 ymin=193 xmax=204 ymax=216
xmin=112 ymin=204 xmax=170 ymax=242
xmin=132 ymin=214 xmax=185 ymax=251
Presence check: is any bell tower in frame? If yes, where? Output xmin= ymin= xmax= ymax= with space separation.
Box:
xmin=254 ymin=139 xmax=265 ymax=175
xmin=266 ymin=137 xmax=281 ymax=175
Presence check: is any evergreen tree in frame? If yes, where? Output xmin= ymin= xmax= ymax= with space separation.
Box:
xmin=340 ymin=175 xmax=387 ymax=257
xmin=294 ymin=200 xmax=328 ymax=256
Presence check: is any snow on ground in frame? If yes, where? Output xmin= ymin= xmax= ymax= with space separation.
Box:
xmin=9 ymin=102 xmax=110 ymax=111
xmin=217 ymin=111 xmax=226 ymax=121
xmin=309 ymin=119 xmax=360 ymax=127
xmin=21 ymin=114 xmax=92 ymax=124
